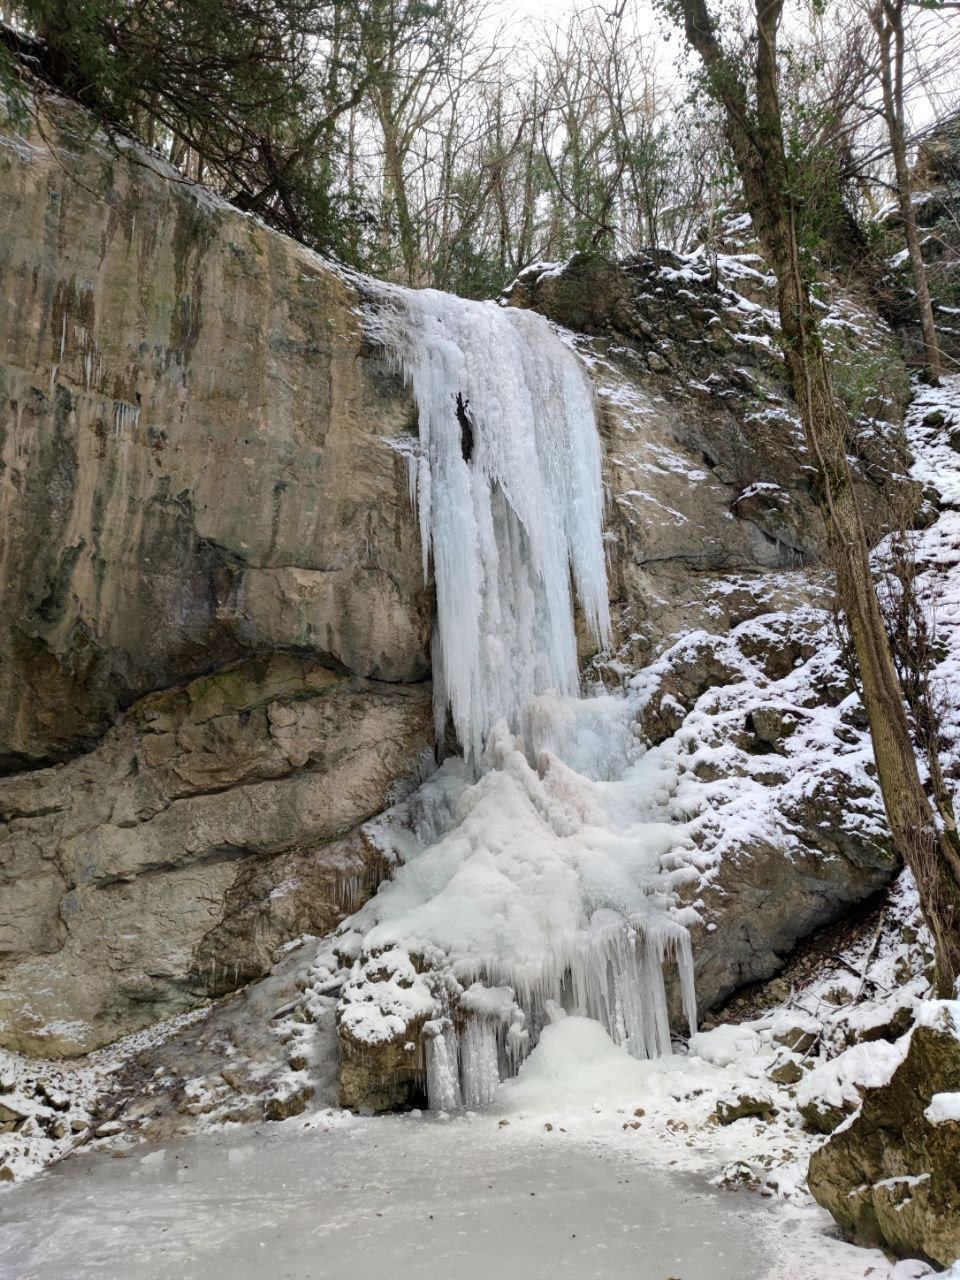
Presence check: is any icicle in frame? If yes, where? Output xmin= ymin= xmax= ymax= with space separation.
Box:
xmin=505 ymin=1008 xmax=530 ymax=1073
xmin=367 ymin=286 xmax=610 ymax=767
xmin=460 ymin=1018 xmax=501 ymax=1108
xmin=424 ymin=1019 xmax=462 ymax=1111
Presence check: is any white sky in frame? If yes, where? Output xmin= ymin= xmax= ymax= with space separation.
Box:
xmin=486 ymin=0 xmax=958 ymax=138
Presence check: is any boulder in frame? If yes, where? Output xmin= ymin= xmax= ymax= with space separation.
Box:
xmin=808 ymin=1004 xmax=960 ymax=1267
xmin=715 ymin=1090 xmax=777 ymax=1124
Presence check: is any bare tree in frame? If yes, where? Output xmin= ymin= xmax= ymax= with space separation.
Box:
xmin=668 ymin=0 xmax=960 ymax=995
xmin=868 ymin=0 xmax=944 ymax=383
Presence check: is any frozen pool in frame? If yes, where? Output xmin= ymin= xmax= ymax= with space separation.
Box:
xmin=0 ymin=1112 xmax=885 ymax=1280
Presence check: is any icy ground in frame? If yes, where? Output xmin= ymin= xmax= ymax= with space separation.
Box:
xmin=0 ymin=872 xmax=949 ymax=1278
xmin=0 ymin=1089 xmax=940 ymax=1280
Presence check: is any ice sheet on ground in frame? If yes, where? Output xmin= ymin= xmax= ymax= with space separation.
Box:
xmin=0 ymin=1113 xmax=922 ymax=1280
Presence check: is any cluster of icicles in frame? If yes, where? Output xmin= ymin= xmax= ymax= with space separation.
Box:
xmin=366 ymin=283 xmax=611 ymax=768
xmin=355 ymin=280 xmax=696 ymax=1110
xmin=423 ymin=921 xmax=698 ymax=1111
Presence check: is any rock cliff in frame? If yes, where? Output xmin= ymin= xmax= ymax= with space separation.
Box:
xmin=0 ymin=91 xmax=911 ymax=1068
xmin=0 ymin=94 xmax=432 ymax=1053
xmin=0 ymin=95 xmax=431 ymax=778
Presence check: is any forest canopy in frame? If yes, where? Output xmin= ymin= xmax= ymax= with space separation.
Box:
xmin=0 ymin=0 xmax=957 ymax=298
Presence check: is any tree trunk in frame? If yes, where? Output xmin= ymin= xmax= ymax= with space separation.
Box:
xmin=380 ymin=109 xmax=418 ymax=286
xmin=874 ymin=0 xmax=942 ymax=385
xmin=776 ymin=282 xmax=960 ymax=994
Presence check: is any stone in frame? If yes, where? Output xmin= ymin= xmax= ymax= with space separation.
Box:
xmin=0 ymin=1102 xmax=25 ymax=1127
xmin=339 ymin=1020 xmax=425 ymax=1114
xmin=769 ymin=1058 xmax=803 ymax=1086
xmin=264 ymin=1086 xmax=314 ymax=1122
xmin=715 ymin=1092 xmax=777 ymax=1124
xmin=808 ymin=1011 xmax=960 ymax=1266
xmin=799 ymin=1098 xmax=853 ymax=1135
xmin=36 ymin=1081 xmax=70 ymax=1111
xmin=0 ymin=94 xmax=431 ymax=774
xmin=747 ymin=706 xmax=799 ymax=749
xmin=772 ymin=1024 xmax=819 ymax=1055
xmin=0 ymin=656 xmax=432 ymax=1055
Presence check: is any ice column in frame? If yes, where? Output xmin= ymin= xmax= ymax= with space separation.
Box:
xmin=367 ymin=285 xmax=610 ymax=766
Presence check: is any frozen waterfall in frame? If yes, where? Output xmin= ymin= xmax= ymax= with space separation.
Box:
xmin=341 ymin=282 xmax=696 ymax=1111
xmin=366 ymin=285 xmax=610 ymax=766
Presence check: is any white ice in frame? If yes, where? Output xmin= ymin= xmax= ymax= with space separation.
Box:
xmin=341 ymin=283 xmax=701 ymax=1104
xmin=366 ymin=284 xmax=610 ymax=767
xmin=0 ymin=1112 xmax=894 ymax=1280
xmin=335 ymin=691 xmax=699 ymax=1107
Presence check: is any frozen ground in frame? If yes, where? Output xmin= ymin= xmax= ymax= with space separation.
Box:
xmin=0 ymin=1105 xmax=927 ymax=1280
xmin=0 ymin=1006 xmax=947 ymax=1280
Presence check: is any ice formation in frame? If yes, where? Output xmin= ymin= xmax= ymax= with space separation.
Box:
xmin=336 ymin=697 xmax=699 ymax=1109
xmin=340 ymin=283 xmax=696 ymax=1109
xmin=366 ymin=284 xmax=610 ymax=766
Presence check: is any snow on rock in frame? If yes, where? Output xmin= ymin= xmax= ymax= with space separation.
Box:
xmin=0 ymin=1006 xmax=211 ymax=1183
xmin=796 ymin=1040 xmax=908 ymax=1124
xmin=688 ymin=1022 xmax=767 ymax=1067
xmin=336 ymin=946 xmax=438 ymax=1046
xmin=914 ymin=999 xmax=960 ymax=1037
xmin=924 ymin=1092 xmax=960 ymax=1124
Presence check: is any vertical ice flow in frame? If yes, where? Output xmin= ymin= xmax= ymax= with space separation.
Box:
xmin=346 ymin=281 xmax=696 ymax=1108
xmin=367 ymin=286 xmax=611 ymax=765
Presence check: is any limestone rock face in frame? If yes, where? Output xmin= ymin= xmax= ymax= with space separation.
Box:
xmin=0 ymin=96 xmax=430 ymax=773
xmin=0 ymin=654 xmax=432 ymax=1056
xmin=808 ymin=1009 xmax=960 ymax=1267
xmin=510 ymin=252 xmax=912 ymax=671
